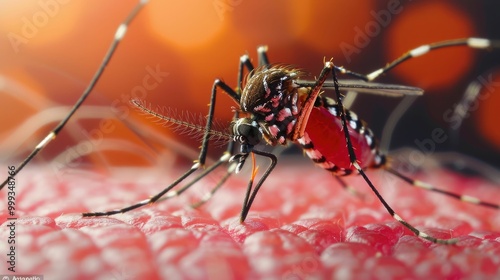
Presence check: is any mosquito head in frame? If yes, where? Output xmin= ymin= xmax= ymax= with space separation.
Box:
xmin=230 ymin=117 xmax=262 ymax=173
xmin=232 ymin=118 xmax=262 ymax=153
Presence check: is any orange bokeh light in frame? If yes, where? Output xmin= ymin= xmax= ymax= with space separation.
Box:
xmin=384 ymin=2 xmax=475 ymax=90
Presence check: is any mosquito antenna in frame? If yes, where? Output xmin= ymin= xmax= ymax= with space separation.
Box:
xmin=0 ymin=0 xmax=149 ymax=191
xmin=131 ymin=99 xmax=233 ymax=145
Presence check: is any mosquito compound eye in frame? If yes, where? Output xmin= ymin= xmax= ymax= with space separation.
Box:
xmin=240 ymin=124 xmax=261 ymax=146
xmin=233 ymin=119 xmax=262 ymax=146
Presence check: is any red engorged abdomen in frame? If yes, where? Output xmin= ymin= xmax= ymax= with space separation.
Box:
xmin=304 ymin=106 xmax=375 ymax=170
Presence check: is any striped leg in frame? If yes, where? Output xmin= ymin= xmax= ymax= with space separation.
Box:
xmin=85 ymin=151 xmax=233 ymax=216
xmin=365 ymin=89 xmax=500 ymax=210
xmin=332 ymin=38 xmax=500 ymax=230
xmin=333 ymin=38 xmax=500 ymax=81
xmin=83 ymin=44 xmax=269 ymax=216
xmin=364 ymin=40 xmax=500 ymax=210
xmin=366 ymin=38 xmax=500 ymax=81
xmin=386 ymin=167 xmax=500 ymax=209
xmin=333 ymin=176 xmax=367 ymax=200
xmin=83 ymin=78 xmax=238 ymax=216
xmin=236 ymin=45 xmax=269 ymax=94
xmin=189 ymin=165 xmax=235 ymax=209
xmin=187 ymin=48 xmax=272 ymax=209
xmin=0 ymin=0 xmax=149 ymax=191
xmin=324 ymin=61 xmax=458 ymax=244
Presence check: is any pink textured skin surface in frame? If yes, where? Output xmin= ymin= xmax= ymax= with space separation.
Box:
xmin=0 ymin=162 xmax=499 ymax=279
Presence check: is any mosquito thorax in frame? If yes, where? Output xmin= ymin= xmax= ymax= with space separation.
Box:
xmin=239 ymin=66 xmax=303 ymax=146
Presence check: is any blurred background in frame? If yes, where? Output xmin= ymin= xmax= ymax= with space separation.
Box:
xmin=0 ymin=0 xmax=499 ymax=179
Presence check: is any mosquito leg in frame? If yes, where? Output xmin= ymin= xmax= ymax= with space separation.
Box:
xmin=236 ymin=45 xmax=272 ymax=94
xmin=197 ymin=73 xmax=304 ymax=212
xmin=237 ymin=54 xmax=255 ymax=94
xmin=332 ymin=38 xmax=500 ymax=82
xmin=0 ymin=0 xmax=149 ymax=191
xmin=87 ymin=47 xmax=264 ymax=216
xmin=334 ymin=176 xmax=366 ymax=201
xmin=193 ymin=48 xmax=273 ymax=212
xmin=326 ymin=61 xmax=457 ymax=244
xmin=188 ymin=153 xmax=238 ymax=209
xmin=82 ymin=164 xmax=199 ymax=217
xmin=365 ymin=38 xmax=500 ymax=81
xmin=83 ymin=78 xmax=239 ymax=217
xmin=333 ymin=66 xmax=370 ymax=81
xmin=385 ymin=167 xmax=500 ymax=209
xmin=257 ymin=45 xmax=270 ymax=67
xmin=372 ymin=51 xmax=500 ymax=210
xmin=154 ymin=152 xmax=233 ymax=207
xmin=189 ymin=110 xmax=241 ymax=208
xmin=239 ymin=149 xmax=277 ymax=222
xmin=189 ymin=168 xmax=233 ymax=209
xmin=165 ymin=46 xmax=262 ymax=208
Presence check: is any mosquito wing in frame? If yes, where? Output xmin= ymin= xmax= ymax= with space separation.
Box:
xmin=295 ymin=79 xmax=424 ymax=97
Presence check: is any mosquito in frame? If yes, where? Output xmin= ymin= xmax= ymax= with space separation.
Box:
xmin=2 ymin=0 xmax=500 ymax=244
